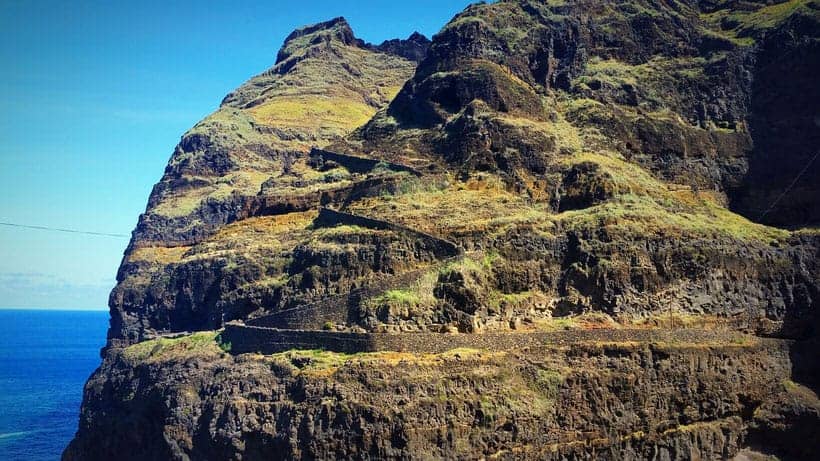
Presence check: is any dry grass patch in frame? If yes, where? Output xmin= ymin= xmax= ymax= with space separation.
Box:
xmin=206 ymin=211 xmax=316 ymax=247
xmin=701 ymin=0 xmax=814 ymax=43
xmin=264 ymin=347 xmax=508 ymax=378
xmin=150 ymin=170 xmax=275 ymax=219
xmin=348 ymin=173 xmax=545 ymax=237
xmin=123 ymin=331 xmax=223 ymax=363
xmin=493 ymin=109 xmax=584 ymax=154
xmin=534 ymin=312 xmax=620 ymax=331
xmin=552 ymin=152 xmax=789 ymax=244
xmin=630 ymin=313 xmax=727 ymax=329
xmin=128 ymin=246 xmax=190 ymax=265
xmin=555 ymin=193 xmax=787 ymax=243
xmin=249 ymin=96 xmax=377 ymax=132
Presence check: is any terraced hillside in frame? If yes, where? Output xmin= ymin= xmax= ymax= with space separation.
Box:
xmin=108 ymin=18 xmax=428 ymax=346
xmin=67 ymin=2 xmax=819 ymax=460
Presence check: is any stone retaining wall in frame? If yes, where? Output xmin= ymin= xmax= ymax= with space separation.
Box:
xmin=131 ymin=158 xmax=421 ymax=248
xmin=241 ymin=205 xmax=463 ymax=331
xmin=246 ymin=261 xmax=458 ymax=330
xmin=245 ymin=295 xmax=351 ymax=330
xmin=310 ymin=148 xmax=422 ymax=177
xmin=254 ymin=175 xmax=415 ymax=218
xmin=315 ymin=208 xmax=461 ymax=259
xmin=221 ymin=324 xmax=765 ymax=355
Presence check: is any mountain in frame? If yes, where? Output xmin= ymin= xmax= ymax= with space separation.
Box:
xmin=106 ymin=17 xmax=423 ymax=347
xmin=66 ymin=2 xmax=819 ymax=460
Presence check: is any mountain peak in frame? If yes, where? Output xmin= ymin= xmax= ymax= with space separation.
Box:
xmin=375 ymin=31 xmax=431 ymax=62
xmin=67 ymin=2 xmax=820 ymax=459
xmin=275 ymin=17 xmax=431 ymax=69
xmin=276 ymin=17 xmax=361 ymax=65
xmin=282 ymin=16 xmax=356 ymax=47
xmin=407 ymin=31 xmax=427 ymax=42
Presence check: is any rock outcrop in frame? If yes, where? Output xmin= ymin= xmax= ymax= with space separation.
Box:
xmin=67 ymin=2 xmax=820 ymax=460
xmin=108 ymin=18 xmax=426 ymax=347
xmin=65 ymin=334 xmax=818 ymax=460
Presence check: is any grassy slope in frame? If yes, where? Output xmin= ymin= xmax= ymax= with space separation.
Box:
xmin=120 ymin=1 xmax=815 ymax=344
xmin=142 ymin=25 xmax=416 ymax=221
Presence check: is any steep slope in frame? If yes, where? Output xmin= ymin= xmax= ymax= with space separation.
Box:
xmin=67 ymin=333 xmax=820 ymax=460
xmin=108 ymin=18 xmax=426 ymax=347
xmin=360 ymin=0 xmax=819 ymax=226
xmin=68 ymin=2 xmax=819 ymax=460
xmin=330 ymin=0 xmax=820 ymax=336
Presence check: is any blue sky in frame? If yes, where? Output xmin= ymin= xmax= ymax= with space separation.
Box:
xmin=0 ymin=0 xmax=472 ymax=310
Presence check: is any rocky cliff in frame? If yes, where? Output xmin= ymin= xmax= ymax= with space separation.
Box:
xmin=107 ymin=17 xmax=424 ymax=347
xmin=67 ymin=1 xmax=819 ymax=460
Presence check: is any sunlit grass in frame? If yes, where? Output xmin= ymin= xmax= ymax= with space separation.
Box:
xmin=249 ymin=96 xmax=377 ymax=131
xmin=123 ymin=331 xmax=222 ymax=363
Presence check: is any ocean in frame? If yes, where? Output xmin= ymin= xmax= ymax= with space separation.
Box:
xmin=0 ymin=309 xmax=108 ymax=460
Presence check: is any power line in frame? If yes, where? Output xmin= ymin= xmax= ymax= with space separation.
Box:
xmin=758 ymin=150 xmax=819 ymax=222
xmin=0 ymin=221 xmax=130 ymax=239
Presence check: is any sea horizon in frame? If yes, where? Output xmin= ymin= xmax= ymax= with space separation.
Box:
xmin=0 ymin=309 xmax=108 ymax=460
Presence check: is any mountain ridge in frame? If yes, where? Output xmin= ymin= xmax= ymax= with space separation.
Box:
xmin=66 ymin=2 xmax=819 ymax=459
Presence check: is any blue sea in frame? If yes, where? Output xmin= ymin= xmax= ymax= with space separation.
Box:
xmin=0 ymin=309 xmax=108 ymax=460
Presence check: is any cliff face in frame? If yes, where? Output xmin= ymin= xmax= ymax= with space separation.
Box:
xmin=65 ymin=335 xmax=819 ymax=460
xmin=68 ymin=1 xmax=820 ymax=460
xmin=366 ymin=0 xmax=819 ymax=226
xmin=108 ymin=18 xmax=425 ymax=347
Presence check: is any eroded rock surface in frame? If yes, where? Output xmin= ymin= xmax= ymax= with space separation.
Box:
xmin=66 ymin=335 xmax=818 ymax=461
xmin=68 ymin=2 xmax=820 ymax=460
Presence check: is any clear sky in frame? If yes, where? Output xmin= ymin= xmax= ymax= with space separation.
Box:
xmin=0 ymin=0 xmax=473 ymax=310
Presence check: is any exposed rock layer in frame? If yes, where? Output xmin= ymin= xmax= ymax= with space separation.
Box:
xmin=65 ymin=337 xmax=819 ymax=460
xmin=68 ymin=1 xmax=820 ymax=459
